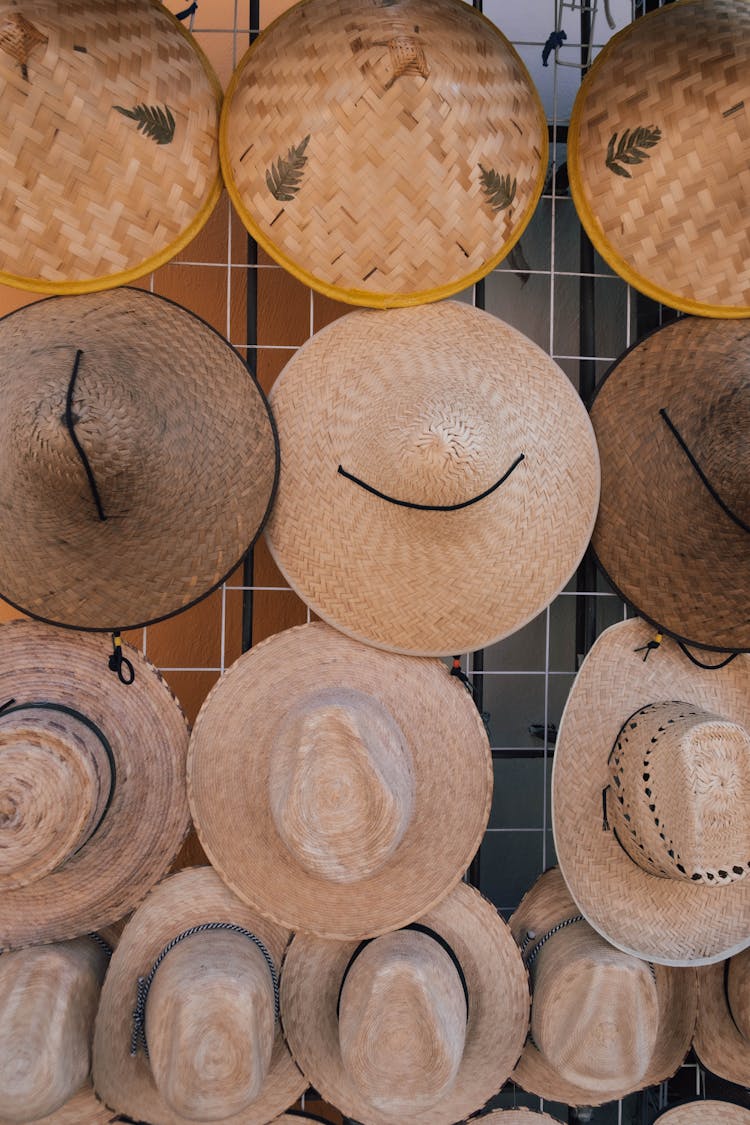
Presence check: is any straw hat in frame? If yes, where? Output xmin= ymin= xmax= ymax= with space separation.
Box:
xmin=478 ymin=1113 xmax=563 ymax=1124
xmin=694 ymin=947 xmax=750 ymax=1085
xmin=188 ymin=621 xmax=492 ymax=938
xmin=552 ymin=617 xmax=750 ymax=966
xmin=0 ymin=287 xmax=278 ymax=632
xmin=0 ymin=0 xmax=222 ymax=294
xmin=221 ymin=0 xmax=547 ymax=308
xmin=0 ymin=1084 xmax=115 ymax=1124
xmin=590 ymin=316 xmax=749 ymax=653
xmin=653 ymin=1103 xmax=750 ymax=1125
xmin=568 ymin=0 xmax=750 ymax=317
xmin=265 ymin=301 xmax=600 ymax=656
xmin=93 ymin=867 xmax=306 ymax=1125
xmin=281 ymin=881 xmax=530 ymax=1125
xmin=0 ymin=619 xmax=189 ymax=949
xmin=509 ymin=868 xmax=696 ymax=1106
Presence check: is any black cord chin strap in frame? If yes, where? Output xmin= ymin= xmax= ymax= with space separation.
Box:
xmin=64 ymin=349 xmax=107 ymax=523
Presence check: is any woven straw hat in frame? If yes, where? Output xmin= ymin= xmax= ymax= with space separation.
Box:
xmin=552 ymin=617 xmax=750 ymax=966
xmin=478 ymin=1112 xmax=563 ymax=1124
xmin=188 ymin=621 xmax=492 ymax=939
xmin=509 ymin=868 xmax=696 ymax=1106
xmin=265 ymin=301 xmax=600 ymax=656
xmin=654 ymin=1103 xmax=750 ymax=1125
xmin=0 ymin=1084 xmax=115 ymax=1124
xmin=694 ymin=948 xmax=750 ymax=1085
xmin=0 ymin=0 xmax=221 ymax=294
xmin=93 ymin=867 xmax=306 ymax=1125
xmin=221 ymin=0 xmax=547 ymax=308
xmin=281 ymin=881 xmax=530 ymax=1125
xmin=568 ymin=0 xmax=750 ymax=317
xmin=0 ymin=287 xmax=278 ymax=632
xmin=590 ymin=316 xmax=749 ymax=654
xmin=0 ymin=619 xmax=189 ymax=949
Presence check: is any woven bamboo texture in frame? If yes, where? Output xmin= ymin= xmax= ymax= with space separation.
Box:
xmin=568 ymin=0 xmax=750 ymax=317
xmin=0 ymin=0 xmax=221 ymax=293
xmin=221 ymin=0 xmax=547 ymax=307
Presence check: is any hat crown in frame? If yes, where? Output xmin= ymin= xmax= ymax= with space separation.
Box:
xmin=338 ymin=930 xmax=468 ymax=1113
xmin=145 ymin=930 xmax=276 ymax=1121
xmin=727 ymin=947 xmax=750 ymax=1039
xmin=269 ymin=687 xmax=414 ymax=884
xmin=686 ymin=379 xmax=749 ymax=527
xmin=608 ymin=701 xmax=750 ymax=885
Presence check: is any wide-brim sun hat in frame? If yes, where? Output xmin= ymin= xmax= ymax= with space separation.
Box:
xmin=568 ymin=0 xmax=750 ymax=317
xmin=653 ymin=1103 xmax=750 ymax=1125
xmin=281 ymin=881 xmax=530 ymax=1125
xmin=0 ymin=0 xmax=222 ymax=294
xmin=221 ymin=0 xmax=547 ymax=308
xmin=552 ymin=617 xmax=750 ymax=966
xmin=694 ymin=947 xmax=750 ymax=1085
xmin=188 ymin=621 xmax=492 ymax=939
xmin=0 ymin=619 xmax=189 ymax=949
xmin=509 ymin=868 xmax=696 ymax=1106
xmin=0 ymin=287 xmax=278 ymax=632
xmin=590 ymin=316 xmax=749 ymax=653
xmin=265 ymin=301 xmax=600 ymax=656
xmin=93 ymin=867 xmax=307 ymax=1125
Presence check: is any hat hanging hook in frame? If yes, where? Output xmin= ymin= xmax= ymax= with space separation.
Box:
xmin=108 ymin=633 xmax=135 ymax=685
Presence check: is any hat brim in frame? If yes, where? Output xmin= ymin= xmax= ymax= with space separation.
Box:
xmin=0 ymin=1083 xmax=116 ymax=1125
xmin=280 ymin=881 xmax=529 ymax=1125
xmin=0 ymin=621 xmax=189 ymax=949
xmin=509 ymin=868 xmax=696 ymax=1104
xmin=552 ymin=618 xmax=750 ymax=965
xmin=694 ymin=960 xmax=750 ymax=1085
xmin=188 ymin=621 xmax=492 ymax=938
xmin=653 ymin=1102 xmax=750 ymax=1125
xmin=479 ymin=1112 xmax=563 ymax=1125
xmin=93 ymin=867 xmax=307 ymax=1125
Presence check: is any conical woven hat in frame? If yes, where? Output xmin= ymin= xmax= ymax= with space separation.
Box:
xmin=221 ymin=0 xmax=547 ymax=308
xmin=93 ymin=867 xmax=306 ymax=1125
xmin=568 ymin=0 xmax=750 ymax=317
xmin=0 ymin=288 xmax=278 ymax=632
xmin=552 ymin=618 xmax=750 ymax=966
xmin=0 ymin=619 xmax=189 ymax=949
xmin=590 ymin=316 xmax=749 ymax=653
xmin=281 ymin=881 xmax=529 ymax=1125
xmin=509 ymin=868 xmax=696 ymax=1106
xmin=0 ymin=0 xmax=222 ymax=294
xmin=694 ymin=948 xmax=750 ymax=1085
xmin=188 ymin=621 xmax=492 ymax=938
xmin=654 ymin=1103 xmax=750 ymax=1125
xmin=265 ymin=302 xmax=600 ymax=656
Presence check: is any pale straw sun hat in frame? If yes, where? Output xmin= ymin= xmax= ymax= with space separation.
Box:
xmin=188 ymin=621 xmax=492 ymax=939
xmin=0 ymin=0 xmax=222 ymax=294
xmin=93 ymin=867 xmax=306 ymax=1125
xmin=653 ymin=1103 xmax=750 ymax=1125
xmin=0 ymin=619 xmax=189 ymax=950
xmin=478 ymin=1112 xmax=563 ymax=1124
xmin=694 ymin=946 xmax=750 ymax=1086
xmin=0 ymin=287 xmax=278 ymax=632
xmin=265 ymin=301 xmax=600 ymax=656
xmin=552 ymin=617 xmax=750 ymax=966
xmin=221 ymin=0 xmax=547 ymax=308
xmin=509 ymin=868 xmax=696 ymax=1106
xmin=280 ymin=881 xmax=530 ymax=1125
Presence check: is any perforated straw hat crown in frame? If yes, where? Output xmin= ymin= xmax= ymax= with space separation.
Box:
xmin=694 ymin=947 xmax=750 ymax=1086
xmin=221 ymin=0 xmax=547 ymax=308
xmin=0 ymin=0 xmax=222 ymax=294
xmin=653 ymin=1102 xmax=750 ymax=1125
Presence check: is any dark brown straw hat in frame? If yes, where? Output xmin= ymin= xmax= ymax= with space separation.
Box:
xmin=0 ymin=287 xmax=278 ymax=632
xmin=568 ymin=0 xmax=750 ymax=317
xmin=0 ymin=0 xmax=222 ymax=294
xmin=694 ymin=948 xmax=750 ymax=1086
xmin=590 ymin=316 xmax=749 ymax=653
xmin=221 ymin=0 xmax=547 ymax=308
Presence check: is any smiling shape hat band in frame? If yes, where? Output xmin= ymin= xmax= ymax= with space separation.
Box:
xmin=265 ymin=301 xmax=600 ymax=656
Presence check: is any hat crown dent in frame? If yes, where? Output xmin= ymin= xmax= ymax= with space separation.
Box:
xmin=609 ymin=701 xmax=750 ymax=885
xmin=269 ymin=688 xmax=415 ymax=884
xmin=337 ymin=930 xmax=467 ymax=1113
xmin=0 ymin=938 xmax=107 ymax=1123
xmin=145 ymin=930 xmax=276 ymax=1121
xmin=0 ymin=706 xmax=113 ymax=890
xmin=727 ymin=947 xmax=750 ymax=1039
xmin=680 ymin=378 xmax=749 ymax=528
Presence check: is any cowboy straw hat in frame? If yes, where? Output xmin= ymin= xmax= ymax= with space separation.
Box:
xmin=693 ymin=947 xmax=750 ymax=1085
xmin=653 ymin=1103 xmax=750 ymax=1125
xmin=552 ymin=617 xmax=750 ymax=967
xmin=221 ymin=0 xmax=547 ymax=308
xmin=0 ymin=0 xmax=222 ymax=294
xmin=93 ymin=867 xmax=307 ymax=1125
xmin=590 ymin=316 xmax=749 ymax=653
xmin=509 ymin=868 xmax=696 ymax=1106
xmin=188 ymin=621 xmax=492 ymax=939
xmin=281 ymin=881 xmax=530 ymax=1125
xmin=264 ymin=301 xmax=600 ymax=656
xmin=567 ymin=0 xmax=750 ymax=317
xmin=0 ymin=287 xmax=278 ymax=632
xmin=0 ymin=619 xmax=189 ymax=950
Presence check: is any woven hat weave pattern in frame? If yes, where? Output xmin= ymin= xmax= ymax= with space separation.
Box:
xmin=694 ymin=948 xmax=750 ymax=1085
xmin=654 ymin=1102 xmax=750 ymax=1124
